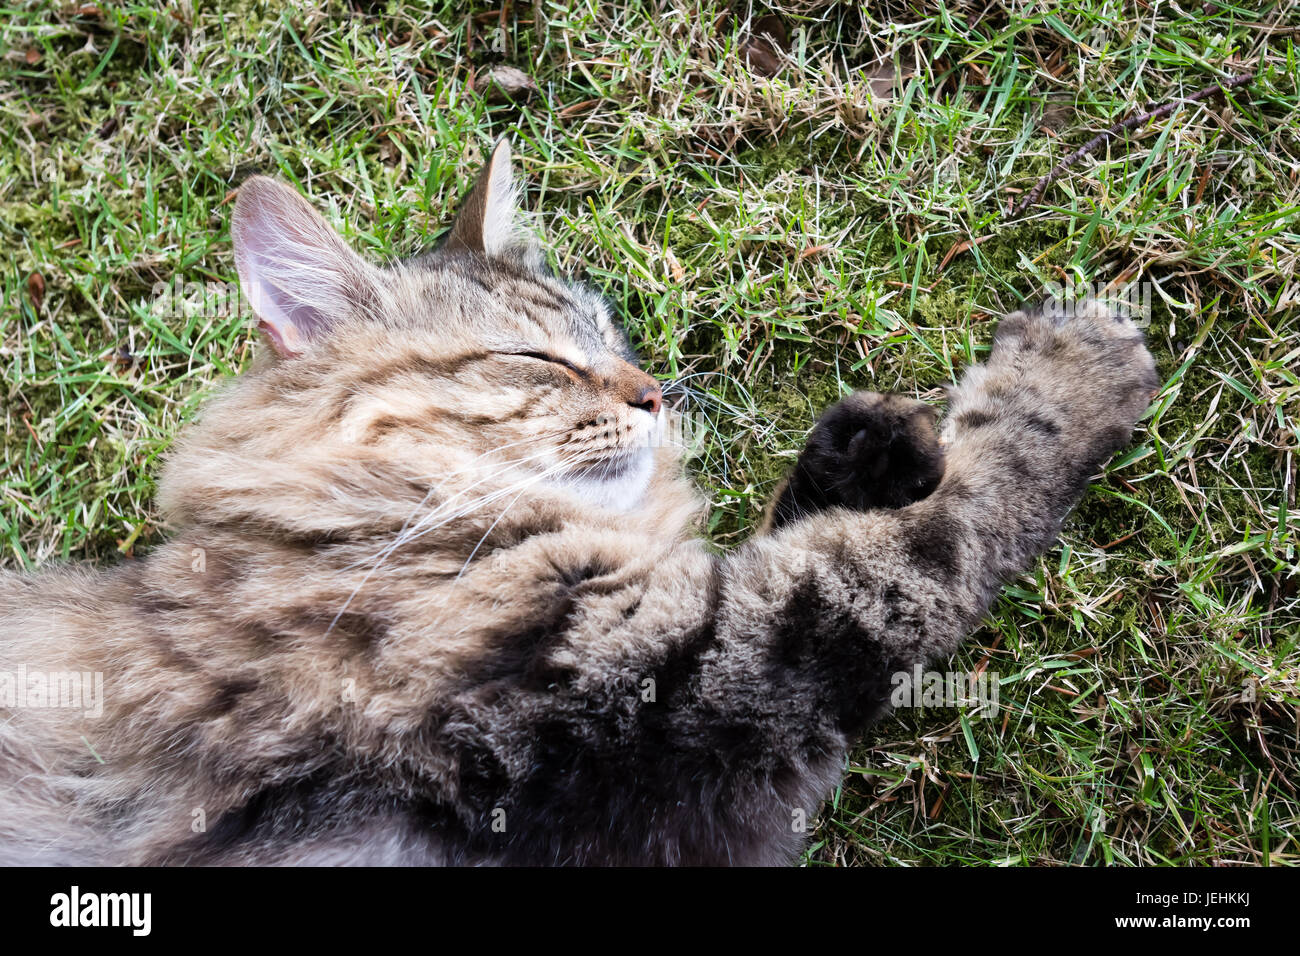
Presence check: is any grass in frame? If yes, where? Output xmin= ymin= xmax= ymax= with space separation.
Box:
xmin=1 ymin=0 xmax=1297 ymax=865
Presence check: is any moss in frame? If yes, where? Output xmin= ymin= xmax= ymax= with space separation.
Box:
xmin=666 ymin=218 xmax=714 ymax=250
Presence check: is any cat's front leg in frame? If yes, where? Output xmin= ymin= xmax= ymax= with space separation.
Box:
xmin=928 ymin=297 xmax=1159 ymax=587
xmin=765 ymin=299 xmax=1156 ymax=539
xmin=775 ymin=297 xmax=1159 ymax=656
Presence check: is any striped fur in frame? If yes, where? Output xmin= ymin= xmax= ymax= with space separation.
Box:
xmin=0 ymin=146 xmax=1157 ymax=865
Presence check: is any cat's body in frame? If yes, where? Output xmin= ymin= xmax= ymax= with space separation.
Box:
xmin=0 ymin=143 xmax=1158 ymax=865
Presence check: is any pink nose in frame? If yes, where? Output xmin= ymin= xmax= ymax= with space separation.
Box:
xmin=632 ymin=384 xmax=662 ymax=416
xmin=612 ymin=361 xmax=663 ymax=416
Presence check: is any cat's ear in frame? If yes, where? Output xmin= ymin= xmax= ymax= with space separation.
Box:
xmin=444 ymin=139 xmax=519 ymax=256
xmin=232 ymin=176 xmax=379 ymax=358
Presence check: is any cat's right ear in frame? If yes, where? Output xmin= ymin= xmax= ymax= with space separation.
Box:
xmin=232 ymin=176 xmax=379 ymax=358
xmin=443 ymin=139 xmax=519 ymax=256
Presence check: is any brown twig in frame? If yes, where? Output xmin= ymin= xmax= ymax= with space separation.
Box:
xmin=1008 ymin=71 xmax=1256 ymax=218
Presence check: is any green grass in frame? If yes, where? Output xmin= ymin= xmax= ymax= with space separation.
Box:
xmin=2 ymin=0 xmax=1296 ymax=865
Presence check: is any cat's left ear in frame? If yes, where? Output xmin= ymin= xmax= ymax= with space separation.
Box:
xmin=443 ymin=139 xmax=520 ymax=256
xmin=232 ymin=176 xmax=381 ymax=358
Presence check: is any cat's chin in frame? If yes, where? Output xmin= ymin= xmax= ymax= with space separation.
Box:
xmin=556 ymin=448 xmax=656 ymax=512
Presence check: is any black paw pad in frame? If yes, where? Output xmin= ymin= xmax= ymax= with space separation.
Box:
xmin=766 ymin=393 xmax=945 ymax=531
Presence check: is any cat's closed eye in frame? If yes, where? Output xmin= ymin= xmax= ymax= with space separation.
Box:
xmin=501 ymin=351 xmax=586 ymax=376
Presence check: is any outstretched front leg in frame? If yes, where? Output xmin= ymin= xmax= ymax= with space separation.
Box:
xmin=722 ymin=299 xmax=1160 ymax=735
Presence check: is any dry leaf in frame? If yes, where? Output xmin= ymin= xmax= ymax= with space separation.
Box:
xmin=797 ymin=244 xmax=831 ymax=261
xmin=27 ymin=272 xmax=45 ymax=312
xmin=474 ymin=65 xmax=537 ymax=103
xmin=860 ymin=56 xmax=910 ymax=102
xmin=935 ymin=234 xmax=992 ymax=272
xmin=664 ymin=248 xmax=685 ymax=283
xmin=740 ymin=15 xmax=790 ymax=79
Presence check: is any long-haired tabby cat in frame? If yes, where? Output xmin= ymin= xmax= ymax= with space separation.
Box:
xmin=0 ymin=141 xmax=1157 ymax=865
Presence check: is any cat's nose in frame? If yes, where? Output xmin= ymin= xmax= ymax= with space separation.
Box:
xmin=631 ymin=384 xmax=662 ymax=416
xmin=616 ymin=365 xmax=662 ymax=416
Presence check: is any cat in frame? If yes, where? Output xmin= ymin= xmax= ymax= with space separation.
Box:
xmin=0 ymin=140 xmax=1158 ymax=865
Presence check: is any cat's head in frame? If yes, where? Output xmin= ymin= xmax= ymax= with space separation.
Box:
xmin=166 ymin=142 xmax=671 ymax=531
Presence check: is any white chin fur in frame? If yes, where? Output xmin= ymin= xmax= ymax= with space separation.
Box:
xmin=554 ymin=410 xmax=661 ymax=511
xmin=560 ymin=448 xmax=655 ymax=511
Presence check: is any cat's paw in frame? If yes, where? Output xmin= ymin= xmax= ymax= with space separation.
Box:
xmin=946 ymin=298 xmax=1159 ymax=469
xmin=765 ymin=392 xmax=944 ymax=531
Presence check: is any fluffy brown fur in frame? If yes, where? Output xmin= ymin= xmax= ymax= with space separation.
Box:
xmin=0 ymin=142 xmax=1158 ymax=866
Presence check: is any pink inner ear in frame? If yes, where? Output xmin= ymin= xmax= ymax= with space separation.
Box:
xmin=238 ymin=244 xmax=328 ymax=357
xmin=232 ymin=177 xmax=372 ymax=358
xmin=256 ymin=314 xmax=302 ymax=358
